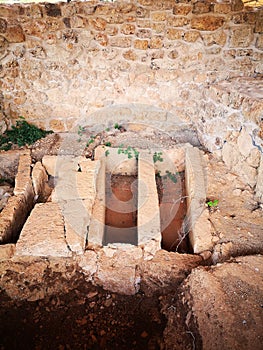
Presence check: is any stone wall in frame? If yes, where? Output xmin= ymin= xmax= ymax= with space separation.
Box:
xmin=0 ymin=0 xmax=262 ymax=151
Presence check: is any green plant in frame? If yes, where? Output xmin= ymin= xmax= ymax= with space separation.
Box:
xmin=86 ymin=136 xmax=95 ymax=146
xmin=117 ymin=144 xmax=139 ymax=160
xmin=77 ymin=125 xmax=85 ymax=142
xmin=164 ymin=170 xmax=178 ymax=184
xmin=0 ymin=117 xmax=53 ymax=151
xmin=104 ymin=141 xmax=111 ymax=147
xmin=114 ymin=123 xmax=122 ymax=130
xmin=105 ymin=150 xmax=110 ymax=157
xmin=105 ymin=127 xmax=110 ymax=132
xmin=206 ymin=199 xmax=219 ymax=207
xmin=153 ymin=151 xmax=163 ymax=163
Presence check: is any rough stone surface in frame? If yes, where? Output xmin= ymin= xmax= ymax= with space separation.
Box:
xmin=0 ymin=194 xmax=30 ymax=244
xmin=183 ymin=255 xmax=263 ymax=350
xmin=14 ymin=151 xmax=34 ymax=202
xmin=0 ymin=243 xmax=15 ymax=260
xmin=205 ymin=155 xmax=263 ymax=262
xmin=138 ymin=151 xmax=161 ymax=253
xmin=31 ymin=161 xmax=50 ymax=200
xmin=0 ymin=1 xmax=261 ymax=152
xmin=139 ymin=250 xmax=202 ymax=297
xmin=95 ymin=246 xmax=143 ymax=295
xmin=185 ymin=147 xmax=210 ymax=253
xmin=15 ymin=202 xmax=72 ymax=257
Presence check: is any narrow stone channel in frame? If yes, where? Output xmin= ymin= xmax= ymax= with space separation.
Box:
xmin=104 ymin=174 xmax=138 ymax=246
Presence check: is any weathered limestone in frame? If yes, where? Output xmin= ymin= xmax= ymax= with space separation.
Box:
xmin=14 ymin=150 xmax=34 ymax=203
xmin=0 ymin=243 xmax=15 ymax=260
xmin=255 ymin=154 xmax=263 ymax=203
xmin=183 ymin=255 xmax=263 ymax=350
xmin=138 ymin=151 xmax=161 ymax=255
xmin=0 ymin=194 xmax=29 ymax=243
xmin=185 ymin=146 xmax=212 ymax=254
xmin=139 ymin=250 xmax=202 ymax=296
xmin=94 ymin=246 xmax=143 ymax=295
xmin=15 ymin=202 xmax=72 ymax=257
xmin=31 ymin=161 xmax=50 ymax=200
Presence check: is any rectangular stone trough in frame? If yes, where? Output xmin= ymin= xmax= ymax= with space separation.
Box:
xmin=0 ymin=150 xmax=34 ymax=244
xmin=2 ymin=145 xmax=210 ymax=259
xmin=87 ymin=145 xmax=211 ymax=256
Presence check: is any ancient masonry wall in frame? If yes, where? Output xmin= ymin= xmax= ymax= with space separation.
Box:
xmin=0 ymin=0 xmax=262 ymax=151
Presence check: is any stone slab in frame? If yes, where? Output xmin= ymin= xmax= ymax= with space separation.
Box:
xmin=62 ymin=199 xmax=92 ymax=254
xmin=15 ymin=202 xmax=72 ymax=257
xmin=94 ymin=246 xmax=143 ymax=295
xmin=14 ymin=151 xmax=34 ymax=202
xmin=0 ymin=194 xmax=30 ymax=244
xmin=137 ymin=151 xmax=161 ymax=255
xmin=185 ymin=147 xmax=211 ymax=254
xmin=183 ymin=255 xmax=263 ymax=350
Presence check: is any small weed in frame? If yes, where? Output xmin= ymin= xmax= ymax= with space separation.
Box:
xmin=206 ymin=199 xmax=219 ymax=207
xmin=114 ymin=123 xmax=123 ymax=130
xmin=0 ymin=117 xmax=53 ymax=151
xmin=104 ymin=141 xmax=111 ymax=147
xmin=87 ymin=136 xmax=95 ymax=146
xmin=153 ymin=152 xmax=163 ymax=163
xmin=117 ymin=144 xmax=139 ymax=160
xmin=164 ymin=170 xmax=178 ymax=184
xmin=105 ymin=150 xmax=110 ymax=157
xmin=105 ymin=127 xmax=110 ymax=132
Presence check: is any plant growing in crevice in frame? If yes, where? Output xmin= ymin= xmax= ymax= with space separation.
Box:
xmin=206 ymin=199 xmax=219 ymax=208
xmin=117 ymin=145 xmax=139 ymax=160
xmin=153 ymin=151 xmax=163 ymax=163
xmin=0 ymin=117 xmax=53 ymax=151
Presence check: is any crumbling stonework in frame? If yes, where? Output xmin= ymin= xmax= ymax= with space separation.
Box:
xmin=0 ymin=0 xmax=262 ymax=152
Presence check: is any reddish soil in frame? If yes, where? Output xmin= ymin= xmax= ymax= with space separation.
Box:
xmin=104 ymin=174 xmax=138 ymax=245
xmin=156 ymin=173 xmax=189 ymax=253
xmin=0 ymin=284 xmax=165 ymax=350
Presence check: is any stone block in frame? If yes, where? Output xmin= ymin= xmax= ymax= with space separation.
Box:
xmin=123 ymin=49 xmax=137 ymax=61
xmin=0 ymin=194 xmax=32 ymax=244
xmin=14 ymin=151 xmax=34 ymax=201
xmin=76 ymin=250 xmax=98 ymax=280
xmin=15 ymin=202 xmax=72 ymax=257
xmin=3 ymin=25 xmax=25 ymax=43
xmin=63 ymin=199 xmax=91 ymax=254
xmin=173 ymin=4 xmax=192 ymax=16
xmin=110 ymin=36 xmax=131 ymax=48
xmin=166 ymin=28 xmax=184 ymax=40
xmin=185 ymin=147 xmax=211 ymax=253
xmin=183 ymin=31 xmax=200 ymax=42
xmin=31 ymin=161 xmax=49 ymax=199
xmin=134 ymin=39 xmax=148 ymax=50
xmin=95 ymin=246 xmax=143 ymax=295
xmin=89 ymin=17 xmax=107 ymax=31
xmin=0 ymin=150 xmax=19 ymax=179
xmin=229 ymin=26 xmax=254 ymax=48
xmin=191 ymin=16 xmax=224 ymax=31
xmin=167 ymin=16 xmax=189 ymax=27
xmin=121 ymin=23 xmax=136 ymax=35
xmin=214 ymin=3 xmax=232 ymax=14
xmin=149 ymin=36 xmax=163 ymax=49
xmin=151 ymin=11 xmax=167 ymax=22
xmin=137 ymin=152 xmax=161 ymax=253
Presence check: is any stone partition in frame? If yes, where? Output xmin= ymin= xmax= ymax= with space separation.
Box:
xmin=0 ymin=0 xmax=262 ymax=151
